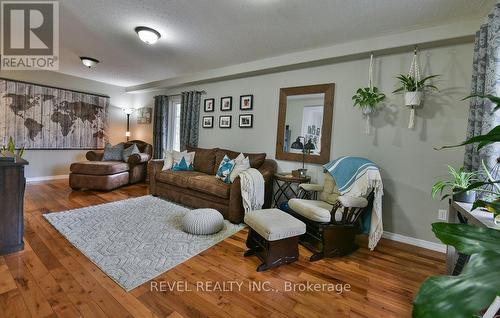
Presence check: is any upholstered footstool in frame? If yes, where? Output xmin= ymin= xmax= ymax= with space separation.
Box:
xmin=182 ymin=208 xmax=224 ymax=235
xmin=244 ymin=208 xmax=306 ymax=272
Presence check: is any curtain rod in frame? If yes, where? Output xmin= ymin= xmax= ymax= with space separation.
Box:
xmin=155 ymin=90 xmax=207 ymax=98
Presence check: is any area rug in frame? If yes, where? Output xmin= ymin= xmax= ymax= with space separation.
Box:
xmin=43 ymin=196 xmax=244 ymax=291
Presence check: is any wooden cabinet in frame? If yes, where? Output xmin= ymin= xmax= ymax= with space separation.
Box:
xmin=0 ymin=155 xmax=28 ymax=255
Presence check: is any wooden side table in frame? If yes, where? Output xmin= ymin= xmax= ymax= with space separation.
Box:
xmin=273 ymin=173 xmax=311 ymax=207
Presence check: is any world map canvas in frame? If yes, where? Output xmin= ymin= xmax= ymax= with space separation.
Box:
xmin=0 ymin=79 xmax=109 ymax=149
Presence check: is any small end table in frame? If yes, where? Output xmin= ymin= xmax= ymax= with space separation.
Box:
xmin=273 ymin=173 xmax=311 ymax=207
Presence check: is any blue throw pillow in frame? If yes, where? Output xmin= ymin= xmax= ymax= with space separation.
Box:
xmin=103 ymin=143 xmax=124 ymax=161
xmin=172 ymin=155 xmax=194 ymax=171
xmin=215 ymin=155 xmax=235 ymax=183
xmin=122 ymin=144 xmax=140 ymax=161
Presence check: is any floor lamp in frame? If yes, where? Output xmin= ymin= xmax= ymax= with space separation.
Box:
xmin=123 ymin=108 xmax=135 ymax=141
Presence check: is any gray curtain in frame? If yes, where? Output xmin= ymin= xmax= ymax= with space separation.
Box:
xmin=180 ymin=91 xmax=201 ymax=150
xmin=464 ymin=3 xmax=500 ymax=179
xmin=153 ymin=95 xmax=169 ymax=159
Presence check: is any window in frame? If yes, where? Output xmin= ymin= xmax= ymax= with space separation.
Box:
xmin=166 ymin=97 xmax=181 ymax=151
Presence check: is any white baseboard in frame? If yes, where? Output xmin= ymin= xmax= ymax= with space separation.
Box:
xmin=27 ymin=174 xmax=69 ymax=183
xmin=382 ymin=231 xmax=446 ymax=253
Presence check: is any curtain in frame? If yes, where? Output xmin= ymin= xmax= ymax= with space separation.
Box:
xmin=180 ymin=91 xmax=201 ymax=150
xmin=464 ymin=3 xmax=500 ymax=180
xmin=153 ymin=95 xmax=169 ymax=159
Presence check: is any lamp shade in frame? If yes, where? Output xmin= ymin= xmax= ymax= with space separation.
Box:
xmin=135 ymin=26 xmax=161 ymax=45
xmin=304 ymin=139 xmax=315 ymax=150
xmin=291 ymin=137 xmax=304 ymax=149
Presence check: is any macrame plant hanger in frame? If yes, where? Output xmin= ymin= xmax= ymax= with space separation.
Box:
xmin=363 ymin=52 xmax=375 ymax=135
xmin=407 ymin=46 xmax=421 ymax=129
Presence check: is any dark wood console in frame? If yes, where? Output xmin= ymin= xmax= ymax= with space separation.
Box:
xmin=0 ymin=154 xmax=28 ymax=255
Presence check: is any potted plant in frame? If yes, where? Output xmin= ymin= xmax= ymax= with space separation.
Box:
xmin=432 ymin=165 xmax=478 ymax=203
xmin=393 ymin=74 xmax=439 ymax=106
xmin=352 ymin=86 xmax=385 ymax=113
xmin=352 ymin=87 xmax=385 ymax=134
xmin=1 ymin=136 xmax=25 ymax=157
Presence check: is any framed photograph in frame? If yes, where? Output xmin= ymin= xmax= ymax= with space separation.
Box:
xmin=202 ymin=116 xmax=213 ymax=128
xmin=136 ymin=107 xmax=152 ymax=124
xmin=239 ymin=114 xmax=253 ymax=128
xmin=219 ymin=115 xmax=232 ymax=128
xmin=240 ymin=95 xmax=253 ymax=110
xmin=204 ymin=98 xmax=215 ymax=112
xmin=220 ymin=96 xmax=232 ymax=111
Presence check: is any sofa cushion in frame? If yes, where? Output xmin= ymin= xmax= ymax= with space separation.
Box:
xmin=70 ymin=161 xmax=129 ymax=175
xmin=156 ymin=170 xmax=205 ymax=188
xmin=216 ymin=149 xmax=266 ymax=169
xmin=103 ymin=143 xmax=124 ymax=161
xmin=188 ymin=175 xmax=231 ymax=199
xmin=187 ymin=146 xmax=218 ymax=174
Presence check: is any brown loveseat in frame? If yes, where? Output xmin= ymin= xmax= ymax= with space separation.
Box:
xmin=70 ymin=140 xmax=152 ymax=191
xmin=149 ymin=147 xmax=277 ymax=224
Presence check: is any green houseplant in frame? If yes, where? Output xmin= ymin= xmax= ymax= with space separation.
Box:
xmin=1 ymin=136 xmax=25 ymax=157
xmin=413 ymin=94 xmax=500 ymax=318
xmin=432 ymin=166 xmax=478 ymax=203
xmin=352 ymin=86 xmax=386 ymax=110
xmin=393 ymin=74 xmax=439 ymax=106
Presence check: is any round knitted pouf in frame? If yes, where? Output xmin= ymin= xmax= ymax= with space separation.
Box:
xmin=182 ymin=209 xmax=224 ymax=235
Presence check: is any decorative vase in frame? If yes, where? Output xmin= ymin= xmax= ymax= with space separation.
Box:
xmin=452 ymin=190 xmax=476 ymax=204
xmin=404 ymin=91 xmax=422 ymax=106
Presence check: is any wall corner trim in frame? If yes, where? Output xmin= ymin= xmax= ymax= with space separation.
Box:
xmin=27 ymin=174 xmax=69 ymax=183
xmin=382 ymin=231 xmax=446 ymax=253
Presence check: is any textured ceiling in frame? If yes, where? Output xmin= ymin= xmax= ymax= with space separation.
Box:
xmin=57 ymin=0 xmax=494 ymax=87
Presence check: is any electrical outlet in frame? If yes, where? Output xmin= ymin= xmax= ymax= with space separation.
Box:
xmin=438 ymin=209 xmax=448 ymax=221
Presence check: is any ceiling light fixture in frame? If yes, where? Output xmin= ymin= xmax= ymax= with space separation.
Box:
xmin=80 ymin=57 xmax=99 ymax=68
xmin=135 ymin=26 xmax=161 ymax=45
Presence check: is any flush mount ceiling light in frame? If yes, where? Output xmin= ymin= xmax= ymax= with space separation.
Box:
xmin=135 ymin=26 xmax=161 ymax=45
xmin=80 ymin=57 xmax=99 ymax=68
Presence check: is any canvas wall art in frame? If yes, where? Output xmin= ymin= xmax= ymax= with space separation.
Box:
xmin=0 ymin=78 xmax=109 ymax=149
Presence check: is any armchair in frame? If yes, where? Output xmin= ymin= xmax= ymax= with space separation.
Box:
xmin=286 ymin=172 xmax=373 ymax=261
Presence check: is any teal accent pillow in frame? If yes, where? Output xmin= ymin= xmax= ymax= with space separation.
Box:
xmin=172 ymin=155 xmax=194 ymax=171
xmin=123 ymin=144 xmax=140 ymax=161
xmin=103 ymin=143 xmax=124 ymax=161
xmin=215 ymin=155 xmax=235 ymax=183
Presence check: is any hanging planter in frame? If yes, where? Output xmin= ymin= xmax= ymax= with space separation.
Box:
xmin=393 ymin=47 xmax=439 ymax=129
xmin=352 ymin=53 xmax=385 ymax=134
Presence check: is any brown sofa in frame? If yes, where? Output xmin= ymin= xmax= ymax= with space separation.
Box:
xmin=70 ymin=140 xmax=152 ymax=191
xmin=149 ymin=147 xmax=277 ymax=224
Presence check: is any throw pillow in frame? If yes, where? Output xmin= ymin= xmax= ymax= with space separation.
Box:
xmin=229 ymin=153 xmax=250 ymax=182
xmin=172 ymin=151 xmax=195 ymax=171
xmin=162 ymin=150 xmax=176 ymax=171
xmin=215 ymin=155 xmax=235 ymax=183
xmin=103 ymin=143 xmax=124 ymax=161
xmin=122 ymin=144 xmax=140 ymax=162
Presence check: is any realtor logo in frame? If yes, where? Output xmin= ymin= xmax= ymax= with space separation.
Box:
xmin=1 ymin=1 xmax=59 ymax=70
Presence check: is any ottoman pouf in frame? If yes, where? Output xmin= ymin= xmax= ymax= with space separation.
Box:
xmin=182 ymin=208 xmax=224 ymax=235
xmin=244 ymin=208 xmax=306 ymax=272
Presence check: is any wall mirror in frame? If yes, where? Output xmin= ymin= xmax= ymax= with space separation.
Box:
xmin=275 ymin=83 xmax=334 ymax=164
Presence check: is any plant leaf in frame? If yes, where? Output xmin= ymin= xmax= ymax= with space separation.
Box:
xmin=431 ymin=222 xmax=500 ymax=255
xmin=463 ymin=94 xmax=500 ymax=112
xmin=435 ymin=125 xmax=500 ymax=150
xmin=412 ymin=250 xmax=500 ymax=318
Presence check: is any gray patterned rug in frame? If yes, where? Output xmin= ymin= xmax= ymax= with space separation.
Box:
xmin=43 ymin=196 xmax=243 ymax=291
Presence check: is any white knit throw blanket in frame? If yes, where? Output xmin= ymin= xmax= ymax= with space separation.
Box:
xmin=344 ymin=169 xmax=384 ymax=250
xmin=239 ymin=168 xmax=265 ymax=213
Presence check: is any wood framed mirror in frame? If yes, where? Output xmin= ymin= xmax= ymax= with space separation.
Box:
xmin=275 ymin=83 xmax=335 ymax=164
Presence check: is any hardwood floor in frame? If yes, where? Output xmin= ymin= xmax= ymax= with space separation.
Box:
xmin=0 ymin=179 xmax=445 ymax=318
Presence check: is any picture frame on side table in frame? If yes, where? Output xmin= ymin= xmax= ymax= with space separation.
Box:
xmin=219 ymin=115 xmax=232 ymax=128
xmin=220 ymin=96 xmax=232 ymax=111
xmin=239 ymin=114 xmax=253 ymax=128
xmin=204 ymin=98 xmax=215 ymax=112
xmin=202 ymin=116 xmax=214 ymax=128
xmin=240 ymin=95 xmax=253 ymax=110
